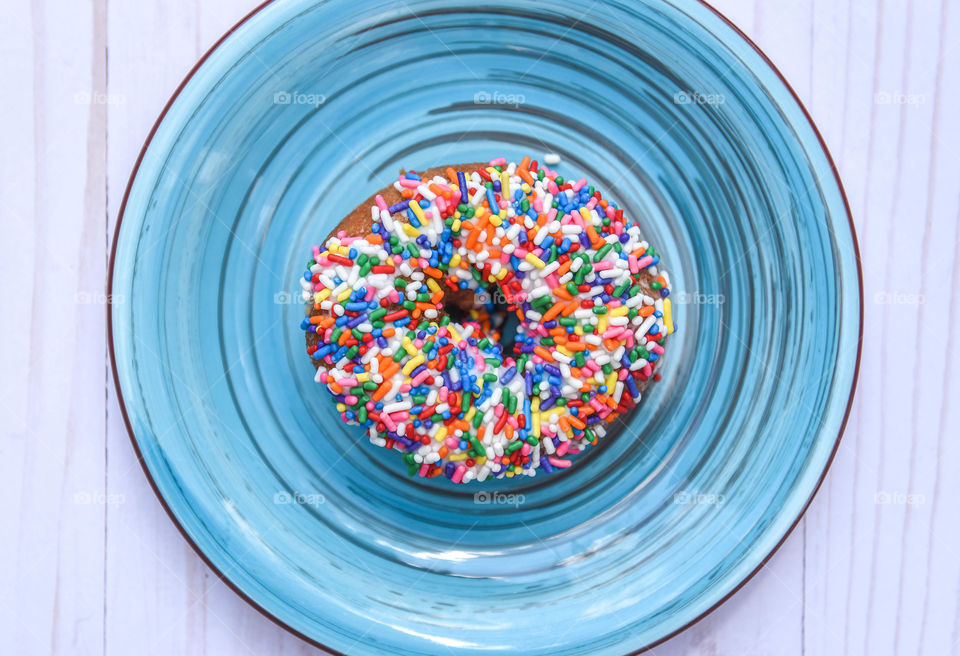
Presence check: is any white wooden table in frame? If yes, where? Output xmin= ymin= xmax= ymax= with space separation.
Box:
xmin=3 ymin=1 xmax=958 ymax=654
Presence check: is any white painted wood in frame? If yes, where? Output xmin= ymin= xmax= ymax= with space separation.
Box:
xmin=2 ymin=0 xmax=957 ymax=654
xmin=0 ymin=0 xmax=108 ymax=655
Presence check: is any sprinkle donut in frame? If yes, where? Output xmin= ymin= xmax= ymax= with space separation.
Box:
xmin=300 ymin=157 xmax=674 ymax=483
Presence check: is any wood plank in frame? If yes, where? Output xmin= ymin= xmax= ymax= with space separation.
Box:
xmin=0 ymin=0 xmax=108 ymax=654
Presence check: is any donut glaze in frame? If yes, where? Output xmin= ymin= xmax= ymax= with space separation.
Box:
xmin=300 ymin=158 xmax=673 ymax=483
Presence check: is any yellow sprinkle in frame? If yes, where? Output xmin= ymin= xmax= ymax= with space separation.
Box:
xmin=475 ymin=206 xmax=488 ymax=219
xmin=426 ymin=279 xmax=441 ymax=294
xmin=355 ymin=373 xmax=369 ymax=382
xmin=449 ymin=253 xmax=461 ymax=268
xmin=525 ymin=253 xmax=546 ymax=269
xmin=409 ymin=200 xmax=426 ymax=224
xmin=578 ymin=207 xmax=592 ymax=224
xmin=495 ymin=267 xmax=508 ymax=280
xmin=401 ymin=354 xmax=425 ymax=376
xmin=435 ymin=427 xmax=447 ymax=442
xmin=448 ymin=453 xmax=468 ymax=462
xmin=402 ymin=338 xmax=418 ymax=356
xmin=475 ymin=456 xmax=487 ymax=466
xmin=447 ymin=325 xmax=463 ymax=343
xmin=556 ymin=346 xmax=573 ymax=358
xmin=402 ymin=223 xmax=420 ymax=238
xmin=521 ymin=182 xmax=531 ymax=194
xmin=573 ymin=325 xmax=584 ymax=335
xmin=598 ymin=315 xmax=608 ymax=333
xmin=315 ymin=289 xmax=331 ymax=302
xmin=489 ymin=212 xmax=503 ymax=227
xmin=610 ymin=306 xmax=628 ymax=317
xmin=336 ymin=403 xmax=346 ymax=412
xmin=452 ymin=219 xmax=461 ymax=232
xmin=531 ymin=397 xmax=541 ymax=437
xmin=335 ymin=244 xmax=351 ymax=255
xmin=664 ymin=298 xmax=674 ymax=334
xmin=337 ymin=289 xmax=352 ymax=303
xmin=605 ymin=371 xmax=617 ymax=391
xmin=465 ymin=407 xmax=476 ymax=422
xmin=500 ymin=170 xmax=510 ymax=198
xmin=505 ymin=470 xmax=515 ymax=478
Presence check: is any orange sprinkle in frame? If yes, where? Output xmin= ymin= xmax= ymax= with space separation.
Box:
xmin=533 ymin=346 xmax=555 ymax=362
xmin=372 ymin=382 xmax=392 ymax=401
xmin=542 ymin=302 xmax=565 ymax=322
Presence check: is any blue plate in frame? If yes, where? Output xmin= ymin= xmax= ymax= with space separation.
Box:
xmin=109 ymin=0 xmax=861 ymax=653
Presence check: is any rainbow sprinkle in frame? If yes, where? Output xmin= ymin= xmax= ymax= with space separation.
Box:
xmin=299 ymin=157 xmax=673 ymax=483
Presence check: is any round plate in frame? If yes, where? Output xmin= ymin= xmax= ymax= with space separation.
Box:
xmin=109 ymin=0 xmax=861 ymax=654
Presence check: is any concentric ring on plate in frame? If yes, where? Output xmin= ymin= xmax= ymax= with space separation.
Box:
xmin=109 ymin=1 xmax=861 ymax=654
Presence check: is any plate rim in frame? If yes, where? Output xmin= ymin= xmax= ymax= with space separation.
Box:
xmin=106 ymin=1 xmax=864 ymax=653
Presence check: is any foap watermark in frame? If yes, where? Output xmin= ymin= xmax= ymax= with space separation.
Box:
xmin=274 ymin=290 xmax=297 ymax=305
xmin=274 ymin=491 xmax=325 ymax=507
xmin=273 ymin=91 xmax=326 ymax=108
xmin=75 ymin=291 xmax=125 ymax=305
xmin=672 ymin=291 xmax=725 ymax=306
xmin=874 ymin=91 xmax=926 ymax=107
xmin=474 ymin=491 xmax=525 ymax=508
xmin=473 ymin=288 xmax=509 ymax=305
xmin=73 ymin=491 xmax=126 ymax=506
xmin=673 ymin=90 xmax=725 ymax=106
xmin=474 ymin=90 xmax=526 ymax=107
xmin=874 ymin=291 xmax=924 ymax=306
xmin=674 ymin=490 xmax=725 ymax=507
xmin=73 ymin=90 xmax=126 ymax=106
xmin=875 ymin=491 xmax=925 ymax=506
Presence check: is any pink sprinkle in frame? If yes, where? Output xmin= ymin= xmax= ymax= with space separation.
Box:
xmin=556 ymin=441 xmax=570 ymax=457
xmin=418 ymin=464 xmax=430 ymax=477
xmin=451 ymin=465 xmax=466 ymax=484
xmin=375 ymin=194 xmax=388 ymax=211
xmin=628 ymin=254 xmax=639 ymax=273
xmin=548 ymin=180 xmax=559 ymax=195
xmin=547 ymin=457 xmax=572 ymax=468
xmin=489 ymin=157 xmax=506 ymax=166
xmin=345 ymin=395 xmax=358 ymax=405
xmin=572 ymin=178 xmax=587 ymax=192
xmin=649 ymin=343 xmax=665 ymax=355
xmin=398 ymin=177 xmax=419 ymax=188
xmin=636 ymin=254 xmax=654 ymax=268
xmin=411 ymin=370 xmax=430 ymax=386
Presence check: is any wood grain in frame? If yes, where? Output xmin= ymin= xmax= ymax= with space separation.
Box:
xmin=3 ymin=0 xmax=957 ymax=654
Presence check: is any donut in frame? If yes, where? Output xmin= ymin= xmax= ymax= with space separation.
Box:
xmin=299 ymin=157 xmax=674 ymax=483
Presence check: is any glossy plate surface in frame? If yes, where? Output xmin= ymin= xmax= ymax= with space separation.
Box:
xmin=109 ymin=1 xmax=861 ymax=653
